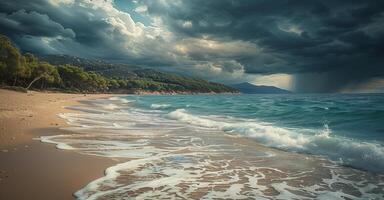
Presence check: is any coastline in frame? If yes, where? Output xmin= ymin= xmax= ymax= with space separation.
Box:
xmin=0 ymin=89 xmax=117 ymax=200
xmin=1 ymin=89 xmax=383 ymax=199
xmin=39 ymin=94 xmax=384 ymax=199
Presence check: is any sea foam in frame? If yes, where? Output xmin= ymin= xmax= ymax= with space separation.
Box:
xmin=166 ymin=108 xmax=384 ymax=173
xmin=108 ymin=96 xmax=132 ymax=103
xmin=150 ymin=103 xmax=171 ymax=109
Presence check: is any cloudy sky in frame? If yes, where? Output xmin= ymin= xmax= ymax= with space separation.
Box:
xmin=1 ymin=0 xmax=383 ymax=92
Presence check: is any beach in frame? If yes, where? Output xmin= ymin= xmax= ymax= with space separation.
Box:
xmin=1 ymin=0 xmax=382 ymax=199
xmin=1 ymin=90 xmax=383 ymax=199
xmin=0 ymin=89 xmax=116 ymax=200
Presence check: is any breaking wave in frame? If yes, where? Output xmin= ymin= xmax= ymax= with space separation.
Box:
xmin=166 ymin=109 xmax=384 ymax=173
xmin=150 ymin=103 xmax=171 ymax=109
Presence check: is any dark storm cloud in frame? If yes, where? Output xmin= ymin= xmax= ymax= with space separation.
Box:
xmin=143 ymin=0 xmax=384 ymax=92
xmin=0 ymin=9 xmax=75 ymax=38
xmin=0 ymin=0 xmax=383 ymax=92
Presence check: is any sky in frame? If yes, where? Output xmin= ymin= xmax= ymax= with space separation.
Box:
xmin=0 ymin=0 xmax=383 ymax=93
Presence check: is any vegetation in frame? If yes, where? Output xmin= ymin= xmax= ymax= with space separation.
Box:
xmin=0 ymin=34 xmax=237 ymax=94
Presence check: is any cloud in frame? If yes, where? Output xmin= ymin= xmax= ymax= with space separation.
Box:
xmin=0 ymin=9 xmax=75 ymax=38
xmin=134 ymin=5 xmax=147 ymax=13
xmin=0 ymin=0 xmax=383 ymax=92
xmin=141 ymin=0 xmax=384 ymax=92
xmin=0 ymin=0 xmax=174 ymax=61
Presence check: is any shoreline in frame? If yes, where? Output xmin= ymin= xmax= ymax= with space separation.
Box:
xmin=0 ymin=89 xmax=118 ymax=200
xmin=41 ymin=95 xmax=384 ymax=199
xmin=1 ymin=89 xmax=383 ymax=199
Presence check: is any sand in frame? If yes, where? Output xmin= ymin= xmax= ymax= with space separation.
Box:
xmin=0 ymin=89 xmax=117 ymax=200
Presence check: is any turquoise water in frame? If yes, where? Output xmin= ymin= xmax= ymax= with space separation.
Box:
xmin=127 ymin=94 xmax=384 ymax=141
xmin=123 ymin=94 xmax=384 ymax=172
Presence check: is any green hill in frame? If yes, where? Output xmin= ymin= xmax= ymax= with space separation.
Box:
xmin=40 ymin=54 xmax=140 ymax=78
xmin=40 ymin=54 xmax=237 ymax=93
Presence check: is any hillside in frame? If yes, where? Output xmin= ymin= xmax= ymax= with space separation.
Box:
xmin=40 ymin=55 xmax=140 ymax=78
xmin=231 ymin=82 xmax=291 ymax=94
xmin=40 ymin=54 xmax=238 ymax=94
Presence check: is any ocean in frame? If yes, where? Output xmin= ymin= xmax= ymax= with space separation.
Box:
xmin=41 ymin=94 xmax=384 ymax=199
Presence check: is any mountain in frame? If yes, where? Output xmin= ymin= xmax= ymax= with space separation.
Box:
xmin=40 ymin=54 xmax=238 ymax=94
xmin=231 ymin=82 xmax=291 ymax=94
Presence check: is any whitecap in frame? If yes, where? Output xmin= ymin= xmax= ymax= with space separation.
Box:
xmin=166 ymin=108 xmax=384 ymax=173
xmin=150 ymin=103 xmax=171 ymax=109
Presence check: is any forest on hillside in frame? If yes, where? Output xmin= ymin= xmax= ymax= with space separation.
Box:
xmin=0 ymin=34 xmax=237 ymax=94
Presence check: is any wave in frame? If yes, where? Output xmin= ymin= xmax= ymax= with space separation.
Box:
xmin=108 ymin=96 xmax=133 ymax=104
xmin=40 ymin=135 xmax=75 ymax=150
xmin=150 ymin=103 xmax=171 ymax=109
xmin=166 ymin=109 xmax=384 ymax=173
xmin=102 ymin=103 xmax=119 ymax=110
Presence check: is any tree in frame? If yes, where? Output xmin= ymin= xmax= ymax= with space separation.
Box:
xmin=57 ymin=64 xmax=109 ymax=92
xmin=26 ymin=62 xmax=60 ymax=90
xmin=0 ymin=35 xmax=28 ymax=85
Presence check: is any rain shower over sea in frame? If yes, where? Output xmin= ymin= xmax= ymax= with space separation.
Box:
xmin=42 ymin=94 xmax=384 ymax=199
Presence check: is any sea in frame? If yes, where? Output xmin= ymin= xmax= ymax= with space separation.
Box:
xmin=41 ymin=94 xmax=384 ymax=199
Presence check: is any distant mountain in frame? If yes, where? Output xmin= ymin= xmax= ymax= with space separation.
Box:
xmin=231 ymin=82 xmax=291 ymax=94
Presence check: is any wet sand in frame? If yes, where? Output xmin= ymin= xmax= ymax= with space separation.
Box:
xmin=0 ymin=89 xmax=117 ymax=200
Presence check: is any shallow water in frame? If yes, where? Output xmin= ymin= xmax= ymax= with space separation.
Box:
xmin=41 ymin=95 xmax=384 ymax=199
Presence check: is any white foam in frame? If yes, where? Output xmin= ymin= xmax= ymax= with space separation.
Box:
xmin=150 ymin=103 xmax=171 ymax=109
xmin=108 ymin=96 xmax=132 ymax=103
xmin=166 ymin=108 xmax=384 ymax=173
xmin=40 ymin=135 xmax=75 ymax=150
xmin=102 ymin=103 xmax=119 ymax=110
xmin=203 ymin=184 xmax=247 ymax=199
xmin=75 ymin=150 xmax=201 ymax=200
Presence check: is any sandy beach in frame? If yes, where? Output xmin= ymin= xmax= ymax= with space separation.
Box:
xmin=0 ymin=89 xmax=117 ymax=200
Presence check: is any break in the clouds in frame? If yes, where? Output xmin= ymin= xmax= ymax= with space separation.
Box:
xmin=0 ymin=0 xmax=383 ymax=92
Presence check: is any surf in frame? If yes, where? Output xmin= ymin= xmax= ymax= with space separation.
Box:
xmin=40 ymin=94 xmax=384 ymax=199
